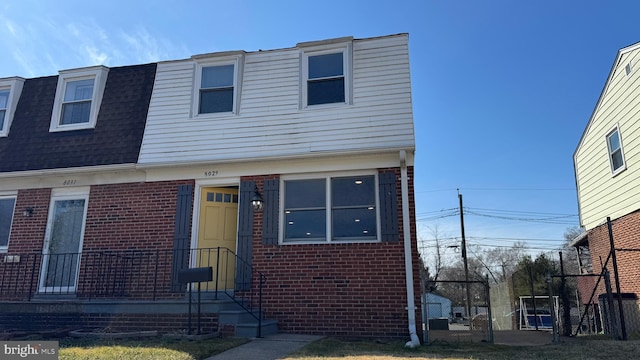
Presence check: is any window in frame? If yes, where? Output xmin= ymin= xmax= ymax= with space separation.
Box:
xmin=50 ymin=66 xmax=108 ymax=132
xmin=0 ymin=196 xmax=16 ymax=251
xmin=606 ymin=126 xmax=626 ymax=175
xmin=307 ymin=52 xmax=345 ymax=105
xmin=61 ymin=79 xmax=94 ymax=125
xmin=300 ymin=40 xmax=351 ymax=108
xmin=0 ymin=77 xmax=25 ymax=137
xmin=0 ymin=89 xmax=8 ymax=130
xmin=282 ymin=174 xmax=377 ymax=243
xmin=199 ymin=65 xmax=234 ymax=114
xmin=192 ymin=53 xmax=243 ymax=116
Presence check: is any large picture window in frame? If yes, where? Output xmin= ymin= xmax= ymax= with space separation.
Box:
xmin=283 ymin=174 xmax=377 ymax=243
xmin=0 ymin=197 xmax=16 ymax=251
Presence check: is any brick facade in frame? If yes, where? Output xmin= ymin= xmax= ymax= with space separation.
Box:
xmin=1 ymin=169 xmax=422 ymax=339
xmin=584 ymin=211 xmax=640 ymax=299
xmin=245 ymin=167 xmax=422 ymax=339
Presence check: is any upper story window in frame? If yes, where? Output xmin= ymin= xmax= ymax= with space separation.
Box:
xmin=200 ymin=64 xmax=234 ymax=113
xmin=281 ymin=173 xmax=378 ymax=243
xmin=50 ymin=66 xmax=109 ymax=132
xmin=299 ymin=38 xmax=352 ymax=108
xmin=606 ymin=125 xmax=626 ymax=175
xmin=0 ymin=194 xmax=17 ymax=252
xmin=0 ymin=77 xmax=25 ymax=137
xmin=307 ymin=52 xmax=345 ymax=105
xmin=192 ymin=52 xmax=244 ymax=117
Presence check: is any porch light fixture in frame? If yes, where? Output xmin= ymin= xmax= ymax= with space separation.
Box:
xmin=251 ymin=188 xmax=263 ymax=211
xmin=23 ymin=207 xmax=34 ymax=217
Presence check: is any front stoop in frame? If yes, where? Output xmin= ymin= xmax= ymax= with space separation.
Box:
xmin=218 ymin=308 xmax=278 ymax=337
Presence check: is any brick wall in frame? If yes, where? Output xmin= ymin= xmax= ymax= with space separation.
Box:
xmin=586 ymin=211 xmax=640 ymax=298
xmin=246 ymin=167 xmax=423 ymax=339
xmin=3 ymin=181 xmax=193 ymax=301
xmin=84 ymin=180 xmax=193 ymax=251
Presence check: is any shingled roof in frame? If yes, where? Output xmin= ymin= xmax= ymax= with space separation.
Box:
xmin=0 ymin=63 xmax=156 ymax=172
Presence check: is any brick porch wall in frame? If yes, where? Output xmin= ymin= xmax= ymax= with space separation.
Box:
xmin=4 ymin=181 xmax=194 ymax=301
xmin=246 ymin=167 xmax=423 ymax=339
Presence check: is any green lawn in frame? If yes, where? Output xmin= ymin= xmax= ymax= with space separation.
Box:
xmin=21 ymin=333 xmax=640 ymax=360
xmin=286 ymin=336 xmax=640 ymax=360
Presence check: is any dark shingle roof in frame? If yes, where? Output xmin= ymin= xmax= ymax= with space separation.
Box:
xmin=0 ymin=63 xmax=157 ymax=172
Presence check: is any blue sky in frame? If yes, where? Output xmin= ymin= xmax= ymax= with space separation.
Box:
xmin=1 ymin=0 xmax=638 ymax=261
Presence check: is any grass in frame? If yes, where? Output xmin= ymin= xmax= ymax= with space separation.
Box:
xmin=17 ymin=333 xmax=640 ymax=360
xmin=57 ymin=336 xmax=249 ymax=360
xmin=285 ymin=336 xmax=640 ymax=360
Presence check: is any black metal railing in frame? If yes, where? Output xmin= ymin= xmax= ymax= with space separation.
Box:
xmin=0 ymin=248 xmax=265 ymax=322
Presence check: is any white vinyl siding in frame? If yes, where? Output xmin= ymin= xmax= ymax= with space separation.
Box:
xmin=575 ymin=47 xmax=640 ymax=229
xmin=139 ymin=34 xmax=414 ymax=165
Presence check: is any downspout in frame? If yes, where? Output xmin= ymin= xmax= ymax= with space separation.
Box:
xmin=400 ymin=150 xmax=421 ymax=347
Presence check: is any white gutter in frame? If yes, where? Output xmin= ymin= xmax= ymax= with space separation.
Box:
xmin=400 ymin=150 xmax=420 ymax=347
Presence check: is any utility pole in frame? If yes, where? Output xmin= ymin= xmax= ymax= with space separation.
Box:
xmin=458 ymin=191 xmax=472 ymax=322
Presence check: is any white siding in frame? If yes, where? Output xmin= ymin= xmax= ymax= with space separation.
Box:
xmin=575 ymin=46 xmax=640 ymax=229
xmin=139 ymin=34 xmax=415 ymax=165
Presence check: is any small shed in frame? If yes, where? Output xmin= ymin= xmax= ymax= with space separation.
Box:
xmin=424 ymin=293 xmax=453 ymax=320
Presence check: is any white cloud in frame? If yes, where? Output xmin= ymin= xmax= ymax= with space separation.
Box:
xmin=0 ymin=13 xmax=186 ymax=77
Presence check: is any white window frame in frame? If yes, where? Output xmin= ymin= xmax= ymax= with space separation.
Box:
xmin=0 ymin=191 xmax=17 ymax=253
xmin=0 ymin=77 xmax=25 ymax=137
xmin=49 ymin=66 xmax=109 ymax=132
xmin=606 ymin=124 xmax=626 ymax=176
xmin=279 ymin=171 xmax=380 ymax=244
xmin=300 ymin=41 xmax=352 ymax=109
xmin=192 ymin=53 xmax=244 ymax=117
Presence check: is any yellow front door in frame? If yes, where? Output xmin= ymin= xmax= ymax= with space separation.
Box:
xmin=198 ymin=187 xmax=239 ymax=290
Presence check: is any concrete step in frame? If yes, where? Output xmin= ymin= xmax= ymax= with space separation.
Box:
xmin=236 ymin=319 xmax=278 ymax=338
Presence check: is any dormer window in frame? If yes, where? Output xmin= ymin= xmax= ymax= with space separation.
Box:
xmin=61 ymin=79 xmax=94 ymax=125
xmin=0 ymin=77 xmax=25 ymax=137
xmin=50 ymin=66 xmax=108 ymax=132
xmin=192 ymin=52 xmax=244 ymax=117
xmin=299 ymin=38 xmax=352 ymax=108
xmin=0 ymin=90 xmax=8 ymax=129
xmin=199 ymin=64 xmax=234 ymax=114
xmin=307 ymin=52 xmax=345 ymax=105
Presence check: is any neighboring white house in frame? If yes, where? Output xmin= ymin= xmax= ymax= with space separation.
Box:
xmin=573 ymin=41 xmax=640 ymax=332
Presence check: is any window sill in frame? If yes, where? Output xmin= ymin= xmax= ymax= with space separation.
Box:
xmin=280 ymin=239 xmax=381 ymax=245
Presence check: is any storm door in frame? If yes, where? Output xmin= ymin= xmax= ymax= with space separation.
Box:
xmin=39 ymin=193 xmax=88 ymax=293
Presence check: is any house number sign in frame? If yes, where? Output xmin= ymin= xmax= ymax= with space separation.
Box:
xmin=204 ymin=170 xmax=219 ymax=177
xmin=63 ymin=179 xmax=78 ymax=186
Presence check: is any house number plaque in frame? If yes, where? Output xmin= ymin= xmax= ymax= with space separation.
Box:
xmin=204 ymin=170 xmax=219 ymax=177
xmin=63 ymin=179 xmax=77 ymax=186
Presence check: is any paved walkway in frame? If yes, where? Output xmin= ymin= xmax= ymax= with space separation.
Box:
xmin=205 ymin=333 xmax=324 ymax=360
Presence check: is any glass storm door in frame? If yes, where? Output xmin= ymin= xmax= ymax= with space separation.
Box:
xmin=40 ymin=197 xmax=87 ymax=293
